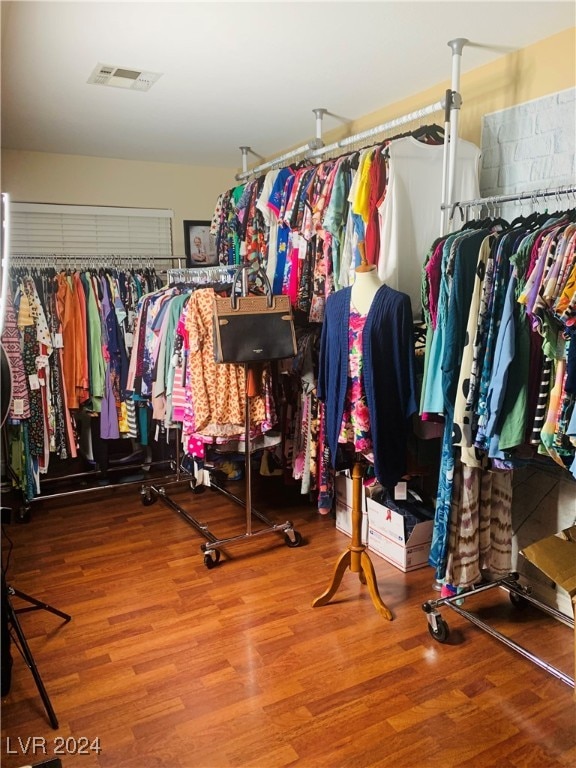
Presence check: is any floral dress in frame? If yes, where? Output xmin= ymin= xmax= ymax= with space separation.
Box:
xmin=338 ymin=308 xmax=374 ymax=461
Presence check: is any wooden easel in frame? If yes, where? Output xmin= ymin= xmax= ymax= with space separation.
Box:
xmin=312 ymin=460 xmax=392 ymax=620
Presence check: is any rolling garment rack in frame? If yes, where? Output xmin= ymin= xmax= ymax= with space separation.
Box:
xmin=422 ymin=184 xmax=576 ymax=690
xmin=3 ymin=251 xmax=181 ymax=514
xmin=139 ymin=265 xmax=302 ymax=569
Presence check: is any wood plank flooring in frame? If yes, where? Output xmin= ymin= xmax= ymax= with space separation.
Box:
xmin=1 ymin=477 xmax=575 ymax=768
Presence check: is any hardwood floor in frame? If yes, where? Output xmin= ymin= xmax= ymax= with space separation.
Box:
xmin=1 ymin=477 xmax=574 ymax=768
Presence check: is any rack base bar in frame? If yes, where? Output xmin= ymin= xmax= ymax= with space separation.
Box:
xmin=200 ymin=522 xmax=294 ymax=553
xmin=141 ymin=481 xmax=300 ymax=567
xmin=447 ymin=601 xmax=574 ymax=689
xmin=145 ymin=485 xmax=221 ymax=545
xmin=20 ymin=471 xmax=184 ymax=505
xmin=502 ymin=582 xmax=574 ymax=629
xmin=206 ymin=478 xmax=290 ymax=531
xmin=35 ymin=459 xmax=172 ymax=486
xmin=423 ymin=574 xmax=574 ymax=689
xmin=422 ymin=574 xmax=521 ymax=614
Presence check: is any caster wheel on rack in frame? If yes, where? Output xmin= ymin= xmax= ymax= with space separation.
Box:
xmin=203 ymin=550 xmax=221 ymax=569
xmin=509 ymin=590 xmax=528 ymax=609
xmin=140 ymin=492 xmax=156 ymax=507
xmin=284 ymin=530 xmax=303 ymax=548
xmin=15 ymin=505 xmax=31 ymax=524
xmin=190 ymin=481 xmax=206 ymax=495
xmin=428 ymin=616 xmax=449 ymax=643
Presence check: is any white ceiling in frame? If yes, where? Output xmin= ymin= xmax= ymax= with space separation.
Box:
xmin=1 ymin=1 xmax=575 ymax=169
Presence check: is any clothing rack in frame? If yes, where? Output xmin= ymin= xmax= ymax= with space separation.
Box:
xmin=141 ymin=266 xmax=303 ymax=568
xmin=445 ymin=184 xmax=576 ymax=221
xmin=167 ymin=265 xmax=238 ymax=285
xmin=423 ymin=190 xmax=576 ymax=690
xmin=10 ymin=252 xmax=171 ymax=268
xmin=236 ymin=98 xmax=446 ymax=181
xmin=3 ymin=254 xmax=177 ymax=514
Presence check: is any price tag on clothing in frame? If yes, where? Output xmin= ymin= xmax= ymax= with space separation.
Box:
xmin=125 ymin=332 xmax=134 ymax=348
xmin=28 ymin=374 xmax=40 ymax=391
xmin=12 ymin=399 xmax=24 ymax=416
xmin=394 ymin=481 xmax=407 ymax=501
xmin=52 ymin=332 xmax=64 ymax=348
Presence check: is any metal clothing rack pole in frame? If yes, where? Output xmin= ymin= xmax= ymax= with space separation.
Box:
xmin=167 ymin=265 xmax=238 ymax=285
xmin=307 ymin=100 xmax=445 ymax=160
xmin=440 ymin=38 xmax=467 ymax=234
xmin=443 ymin=184 xmax=576 ymax=215
xmin=199 ymin=363 xmax=302 ymax=565
xmin=236 ymin=99 xmax=445 ymax=182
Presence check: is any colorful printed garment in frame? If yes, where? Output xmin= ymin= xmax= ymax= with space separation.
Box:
xmin=338 ymin=308 xmax=374 ymax=461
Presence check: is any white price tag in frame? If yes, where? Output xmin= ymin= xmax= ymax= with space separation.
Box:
xmin=394 ymin=481 xmax=407 ymax=501
xmin=125 ymin=332 xmax=134 ymax=348
xmin=12 ymin=398 xmax=24 ymax=416
xmin=53 ymin=332 xmax=64 ymax=348
xmin=28 ymin=374 xmax=40 ymax=391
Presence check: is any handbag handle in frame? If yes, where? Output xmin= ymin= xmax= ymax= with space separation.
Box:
xmin=231 ymin=264 xmax=274 ymax=309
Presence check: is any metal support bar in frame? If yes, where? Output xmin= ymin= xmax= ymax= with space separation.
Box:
xmin=442 ymin=184 xmax=576 ymax=212
xmin=239 ymin=146 xmax=251 ymax=174
xmin=204 ymin=477 xmax=294 ymax=532
xmin=308 ymin=100 xmax=444 ymax=160
xmin=448 ymin=601 xmax=574 ymax=688
xmin=423 ymin=574 xmax=574 ymax=689
xmin=440 ymin=37 xmax=468 ymax=234
xmin=236 ymin=99 xmax=445 ymax=181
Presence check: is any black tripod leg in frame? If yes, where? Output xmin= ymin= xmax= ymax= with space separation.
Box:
xmin=10 ymin=589 xmax=71 ymax=623
xmin=7 ymin=601 xmax=59 ymax=729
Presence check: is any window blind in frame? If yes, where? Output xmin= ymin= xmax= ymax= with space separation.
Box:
xmin=10 ymin=203 xmax=173 ymax=258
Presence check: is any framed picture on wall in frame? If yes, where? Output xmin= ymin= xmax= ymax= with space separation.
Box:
xmin=183 ymin=220 xmax=218 ymax=267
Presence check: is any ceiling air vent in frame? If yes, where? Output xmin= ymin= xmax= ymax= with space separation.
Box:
xmin=87 ymin=64 xmax=162 ymax=92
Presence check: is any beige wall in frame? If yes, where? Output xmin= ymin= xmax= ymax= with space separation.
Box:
xmin=2 ymin=27 xmax=574 ymax=256
xmin=0 ymin=151 xmax=237 ymax=257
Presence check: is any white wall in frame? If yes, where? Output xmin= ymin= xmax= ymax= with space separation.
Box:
xmin=480 ymin=87 xmax=576 ymax=218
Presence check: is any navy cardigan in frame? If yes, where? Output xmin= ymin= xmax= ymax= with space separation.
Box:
xmin=317 ymin=285 xmax=417 ymax=488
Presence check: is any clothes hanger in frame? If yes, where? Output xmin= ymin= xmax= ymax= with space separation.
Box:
xmin=411 ymin=123 xmax=445 ymax=144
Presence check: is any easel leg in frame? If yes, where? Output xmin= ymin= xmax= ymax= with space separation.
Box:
xmin=8 ymin=602 xmax=59 ymax=729
xmin=11 ymin=589 xmax=72 ymax=622
xmin=312 ymin=462 xmax=392 ymax=620
xmin=5 ymin=582 xmax=70 ymax=730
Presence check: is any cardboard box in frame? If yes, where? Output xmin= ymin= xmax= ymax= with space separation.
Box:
xmin=334 ymin=473 xmax=367 ymax=513
xmin=521 ymin=525 xmax=576 ymax=700
xmin=366 ymin=497 xmax=434 ymax=572
xmin=511 ymin=465 xmax=575 ymax=616
xmin=521 ymin=525 xmax=576 ymax=602
xmin=335 ymin=503 xmax=368 ymax=544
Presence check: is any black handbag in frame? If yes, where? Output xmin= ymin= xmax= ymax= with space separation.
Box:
xmin=213 ymin=265 xmax=297 ymax=364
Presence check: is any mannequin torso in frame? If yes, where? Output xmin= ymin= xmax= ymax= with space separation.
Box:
xmin=350 ymin=266 xmax=383 ymax=315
